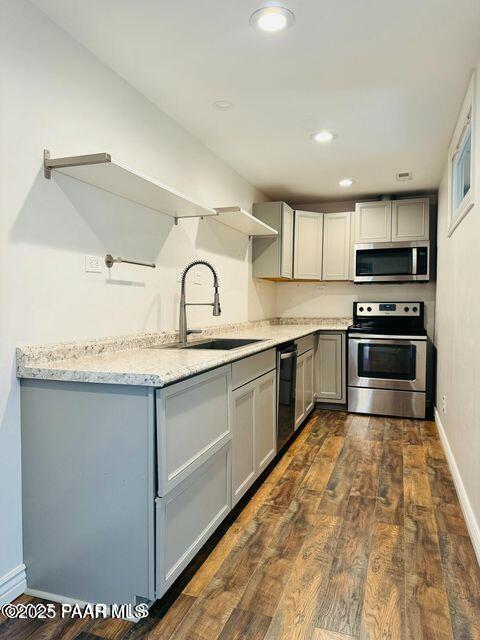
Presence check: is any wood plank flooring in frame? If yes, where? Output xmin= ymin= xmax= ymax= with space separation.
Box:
xmin=2 ymin=410 xmax=480 ymax=640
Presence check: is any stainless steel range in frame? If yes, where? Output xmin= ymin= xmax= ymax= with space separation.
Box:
xmin=348 ymin=302 xmax=428 ymax=419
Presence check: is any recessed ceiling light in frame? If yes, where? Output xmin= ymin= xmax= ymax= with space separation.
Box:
xmin=339 ymin=178 xmax=354 ymax=188
xmin=250 ymin=6 xmax=295 ymax=32
xmin=312 ymin=130 xmax=335 ymax=143
xmin=213 ymin=100 xmax=233 ymax=109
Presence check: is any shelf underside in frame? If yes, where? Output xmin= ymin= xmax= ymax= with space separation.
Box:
xmin=213 ymin=207 xmax=277 ymax=237
xmin=45 ymin=152 xmax=277 ymax=237
xmin=52 ymin=156 xmax=216 ymax=219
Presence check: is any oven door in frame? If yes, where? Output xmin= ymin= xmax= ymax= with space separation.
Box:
xmin=348 ymin=336 xmax=426 ymax=391
xmin=354 ymin=241 xmax=429 ymax=283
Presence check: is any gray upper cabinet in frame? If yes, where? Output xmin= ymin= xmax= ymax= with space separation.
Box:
xmin=354 ymin=201 xmax=392 ymax=243
xmin=355 ymin=198 xmax=430 ymax=244
xmin=322 ymin=212 xmax=352 ymax=281
xmin=391 ymin=198 xmax=430 ymax=241
xmin=294 ymin=211 xmax=323 ymax=280
xmin=252 ymin=201 xmax=294 ymax=279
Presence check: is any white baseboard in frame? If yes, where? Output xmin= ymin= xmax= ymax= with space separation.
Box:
xmin=24 ymin=587 xmax=92 ymax=607
xmin=434 ymin=407 xmax=480 ymax=564
xmin=24 ymin=589 xmax=145 ymax=622
xmin=0 ymin=564 xmax=26 ymax=605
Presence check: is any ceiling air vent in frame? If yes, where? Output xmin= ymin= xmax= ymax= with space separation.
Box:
xmin=396 ymin=170 xmax=413 ymax=181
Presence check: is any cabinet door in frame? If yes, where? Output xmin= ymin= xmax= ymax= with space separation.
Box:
xmin=322 ymin=212 xmax=351 ymax=280
xmin=315 ymin=333 xmax=345 ymax=402
xmin=255 ymin=370 xmax=277 ymax=475
xmin=231 ymin=380 xmax=256 ymax=505
xmin=294 ymin=211 xmax=323 ymax=279
xmin=280 ymin=204 xmax=294 ymax=279
xmin=156 ymin=366 xmax=231 ymax=495
xmin=303 ymin=349 xmax=314 ymax=415
xmin=354 ymin=201 xmax=392 ymax=243
xmin=295 ymin=353 xmax=305 ymax=429
xmin=349 ymin=210 xmax=356 ymax=280
xmin=391 ymin=198 xmax=429 ymax=241
xmin=156 ymin=444 xmax=231 ymax=597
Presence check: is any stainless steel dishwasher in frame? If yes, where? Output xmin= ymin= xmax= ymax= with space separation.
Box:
xmin=276 ymin=342 xmax=297 ymax=451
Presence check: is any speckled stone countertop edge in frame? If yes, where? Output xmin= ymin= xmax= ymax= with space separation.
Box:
xmin=17 ymin=317 xmax=352 ymax=387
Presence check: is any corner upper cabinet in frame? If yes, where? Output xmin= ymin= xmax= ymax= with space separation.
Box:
xmin=354 ymin=201 xmax=392 ymax=243
xmin=293 ymin=211 xmax=324 ymax=280
xmin=252 ymin=202 xmax=294 ymax=279
xmin=391 ymin=198 xmax=429 ymax=241
xmin=322 ymin=212 xmax=352 ymax=281
xmin=354 ymin=198 xmax=430 ymax=244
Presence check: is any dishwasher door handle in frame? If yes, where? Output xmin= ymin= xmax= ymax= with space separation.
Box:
xmin=280 ymin=351 xmax=297 ymax=360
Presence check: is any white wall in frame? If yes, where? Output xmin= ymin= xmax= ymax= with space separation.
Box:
xmin=0 ymin=0 xmax=274 ymax=600
xmin=435 ymin=61 xmax=480 ymax=553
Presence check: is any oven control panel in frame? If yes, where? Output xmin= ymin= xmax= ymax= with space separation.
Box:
xmin=355 ymin=302 xmax=422 ymax=317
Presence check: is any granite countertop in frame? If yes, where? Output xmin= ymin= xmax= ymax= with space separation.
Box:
xmin=17 ymin=318 xmax=351 ymax=387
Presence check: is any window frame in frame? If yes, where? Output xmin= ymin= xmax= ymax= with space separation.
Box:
xmin=448 ymin=73 xmax=476 ymax=236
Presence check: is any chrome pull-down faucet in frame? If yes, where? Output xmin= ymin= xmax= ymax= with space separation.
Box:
xmin=179 ymin=260 xmax=221 ymax=345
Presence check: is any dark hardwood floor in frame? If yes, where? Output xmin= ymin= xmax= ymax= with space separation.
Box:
xmin=2 ymin=410 xmax=480 ymax=640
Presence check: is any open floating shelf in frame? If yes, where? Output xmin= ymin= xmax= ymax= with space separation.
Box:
xmin=44 ymin=150 xmax=217 ymax=220
xmin=44 ymin=150 xmax=277 ymax=237
xmin=213 ymin=207 xmax=277 ymax=237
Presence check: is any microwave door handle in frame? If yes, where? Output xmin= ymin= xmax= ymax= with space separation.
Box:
xmin=412 ymin=247 xmax=418 ymax=275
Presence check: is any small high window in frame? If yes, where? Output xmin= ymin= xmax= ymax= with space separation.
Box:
xmin=448 ymin=74 xmax=475 ymax=235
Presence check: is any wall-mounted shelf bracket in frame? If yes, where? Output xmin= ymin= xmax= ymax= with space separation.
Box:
xmin=44 ymin=149 xmax=111 ymax=179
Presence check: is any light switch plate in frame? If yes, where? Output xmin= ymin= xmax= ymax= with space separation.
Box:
xmin=194 ymin=270 xmax=201 ymax=285
xmin=85 ymin=255 xmax=102 ymax=273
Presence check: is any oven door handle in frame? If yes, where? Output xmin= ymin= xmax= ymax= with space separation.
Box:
xmin=348 ymin=334 xmax=427 ymax=341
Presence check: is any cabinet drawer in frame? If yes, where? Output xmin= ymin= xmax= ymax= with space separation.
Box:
xmin=231 ymin=348 xmax=276 ymax=390
xmin=156 ymin=366 xmax=231 ymax=495
xmin=295 ymin=334 xmax=314 ymax=355
xmin=156 ymin=444 xmax=231 ymax=598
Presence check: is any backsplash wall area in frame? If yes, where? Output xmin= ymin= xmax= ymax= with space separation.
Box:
xmin=276 ymin=281 xmax=436 ymax=338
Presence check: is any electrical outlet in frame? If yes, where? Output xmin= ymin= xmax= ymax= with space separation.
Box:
xmin=442 ymin=394 xmax=447 ymax=415
xmin=85 ymin=255 xmax=102 ymax=273
xmin=194 ymin=270 xmax=202 ymax=285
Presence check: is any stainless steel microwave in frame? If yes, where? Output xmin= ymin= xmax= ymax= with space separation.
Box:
xmin=353 ymin=241 xmax=430 ymax=284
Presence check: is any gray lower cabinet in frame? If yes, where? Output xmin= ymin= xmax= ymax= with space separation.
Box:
xmin=155 ymin=444 xmax=231 ymax=598
xmin=20 ymin=347 xmax=280 ymax=606
xmin=156 ymin=366 xmax=231 ymax=495
xmin=314 ymin=332 xmax=346 ymax=403
xmin=231 ymin=368 xmax=277 ymax=506
xmin=294 ymin=348 xmax=314 ymax=429
xmin=21 ymin=381 xmax=157 ymax=606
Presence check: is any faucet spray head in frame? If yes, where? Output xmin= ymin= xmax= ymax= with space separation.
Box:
xmin=213 ymin=286 xmax=221 ymax=316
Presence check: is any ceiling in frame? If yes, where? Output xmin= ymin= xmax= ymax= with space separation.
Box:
xmin=33 ymin=0 xmax=480 ymax=202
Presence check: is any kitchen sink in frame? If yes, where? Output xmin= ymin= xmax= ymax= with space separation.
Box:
xmin=153 ymin=338 xmax=265 ymax=351
xmin=184 ymin=338 xmax=264 ymax=350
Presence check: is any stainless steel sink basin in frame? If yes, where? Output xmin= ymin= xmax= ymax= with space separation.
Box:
xmin=152 ymin=338 xmax=265 ymax=351
xmin=184 ymin=338 xmax=264 ymax=350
